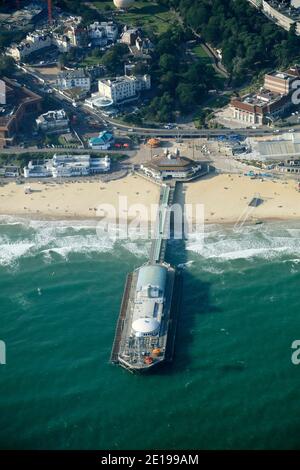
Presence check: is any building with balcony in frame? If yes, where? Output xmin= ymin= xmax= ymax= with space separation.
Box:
xmin=24 ymin=154 xmax=111 ymax=178
xmin=36 ymin=109 xmax=70 ymax=134
xmin=98 ymin=74 xmax=151 ymax=104
xmin=7 ymin=30 xmax=71 ymax=62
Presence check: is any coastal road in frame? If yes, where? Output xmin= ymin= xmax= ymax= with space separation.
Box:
xmin=14 ymin=64 xmax=300 ymax=140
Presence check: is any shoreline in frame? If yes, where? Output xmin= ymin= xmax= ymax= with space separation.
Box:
xmin=0 ymin=174 xmax=300 ymax=226
xmin=1 ymin=211 xmax=300 ymax=227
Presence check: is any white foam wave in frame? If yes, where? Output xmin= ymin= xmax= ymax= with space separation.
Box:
xmin=1 ymin=217 xmax=300 ymax=267
xmin=0 ymin=217 xmax=149 ymax=267
xmin=178 ymin=261 xmax=194 ymax=269
xmin=186 ymin=222 xmax=300 ymax=261
xmin=0 ymin=241 xmax=35 ymax=266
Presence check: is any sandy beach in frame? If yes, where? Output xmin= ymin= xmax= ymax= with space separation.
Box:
xmin=0 ymin=175 xmax=160 ymax=222
xmin=185 ymin=174 xmax=300 ymax=224
xmin=0 ymin=173 xmax=300 ymax=225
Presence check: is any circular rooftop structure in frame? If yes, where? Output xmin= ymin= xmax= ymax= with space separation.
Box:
xmin=141 ymin=149 xmax=203 ymax=181
xmin=150 ymin=151 xmax=198 ymax=170
xmin=147 ymin=138 xmax=160 ymax=148
xmin=92 ymin=96 xmax=114 ymax=108
xmin=132 ymin=317 xmax=160 ymax=336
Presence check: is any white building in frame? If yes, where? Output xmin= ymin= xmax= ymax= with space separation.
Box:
xmin=131 ymin=265 xmax=166 ymax=338
xmin=36 ymin=109 xmax=70 ymax=134
xmin=140 ymin=150 xmax=204 ymax=181
xmin=8 ymin=32 xmax=51 ymax=61
xmin=88 ymin=21 xmax=118 ymax=46
xmin=7 ymin=30 xmax=71 ymax=61
xmin=23 ymin=161 xmax=52 ymax=178
xmin=24 ymin=154 xmax=110 ymax=178
xmin=56 ymin=69 xmax=91 ymax=92
xmin=51 ymin=154 xmax=111 ymax=177
xmin=98 ymin=75 xmax=151 ymax=104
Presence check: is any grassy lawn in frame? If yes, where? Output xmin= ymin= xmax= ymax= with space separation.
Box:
xmin=92 ymin=1 xmax=113 ymax=11
xmin=191 ymin=44 xmax=227 ymax=80
xmin=192 ymin=44 xmax=211 ymax=60
xmin=189 ymin=43 xmax=227 ymax=88
xmin=93 ymin=1 xmax=177 ymax=35
xmin=79 ymin=55 xmax=102 ymax=67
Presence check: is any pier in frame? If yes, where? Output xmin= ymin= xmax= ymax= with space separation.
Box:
xmin=149 ymin=182 xmax=176 ymax=264
xmin=110 ymin=273 xmax=132 ymax=364
xmin=111 ymin=180 xmax=182 ymax=371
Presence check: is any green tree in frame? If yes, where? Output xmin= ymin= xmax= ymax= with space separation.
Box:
xmin=0 ymin=55 xmax=14 ymax=76
xmin=159 ymin=53 xmax=177 ymax=72
xmin=176 ymin=83 xmax=197 ymax=111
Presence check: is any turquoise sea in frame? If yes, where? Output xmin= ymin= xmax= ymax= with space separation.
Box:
xmin=0 ymin=216 xmax=300 ymax=450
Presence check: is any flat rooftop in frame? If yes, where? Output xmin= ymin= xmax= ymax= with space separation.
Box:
xmin=267 ymin=0 xmax=300 ymax=20
xmin=235 ymin=89 xmax=283 ymax=108
xmin=268 ymin=71 xmax=291 ymax=80
xmin=257 ymin=140 xmax=300 ymax=159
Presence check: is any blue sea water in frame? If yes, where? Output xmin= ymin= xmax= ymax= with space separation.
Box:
xmin=0 ymin=216 xmax=300 ymax=449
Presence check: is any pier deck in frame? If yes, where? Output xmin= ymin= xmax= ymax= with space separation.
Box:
xmin=111 ymin=181 xmax=181 ymax=371
xmin=110 ymin=272 xmax=133 ymax=364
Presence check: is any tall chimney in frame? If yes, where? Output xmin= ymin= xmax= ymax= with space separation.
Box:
xmin=47 ymin=0 xmax=52 ymax=25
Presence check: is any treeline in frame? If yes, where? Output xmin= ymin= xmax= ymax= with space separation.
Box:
xmin=0 ymin=55 xmax=15 ymax=76
xmin=159 ymin=0 xmax=300 ymax=83
xmin=136 ymin=25 xmax=221 ymax=123
xmin=54 ymin=0 xmax=104 ymax=25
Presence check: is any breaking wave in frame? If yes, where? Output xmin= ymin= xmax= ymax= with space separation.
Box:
xmin=0 ymin=216 xmax=150 ymax=267
xmin=0 ymin=216 xmax=300 ymax=267
xmin=186 ymin=221 xmax=300 ymax=262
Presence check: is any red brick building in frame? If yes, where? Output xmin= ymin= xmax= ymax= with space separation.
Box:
xmin=0 ymin=78 xmax=42 ymax=148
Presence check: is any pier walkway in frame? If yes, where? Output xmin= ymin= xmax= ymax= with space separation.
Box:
xmin=149 ymin=182 xmax=176 ymax=264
